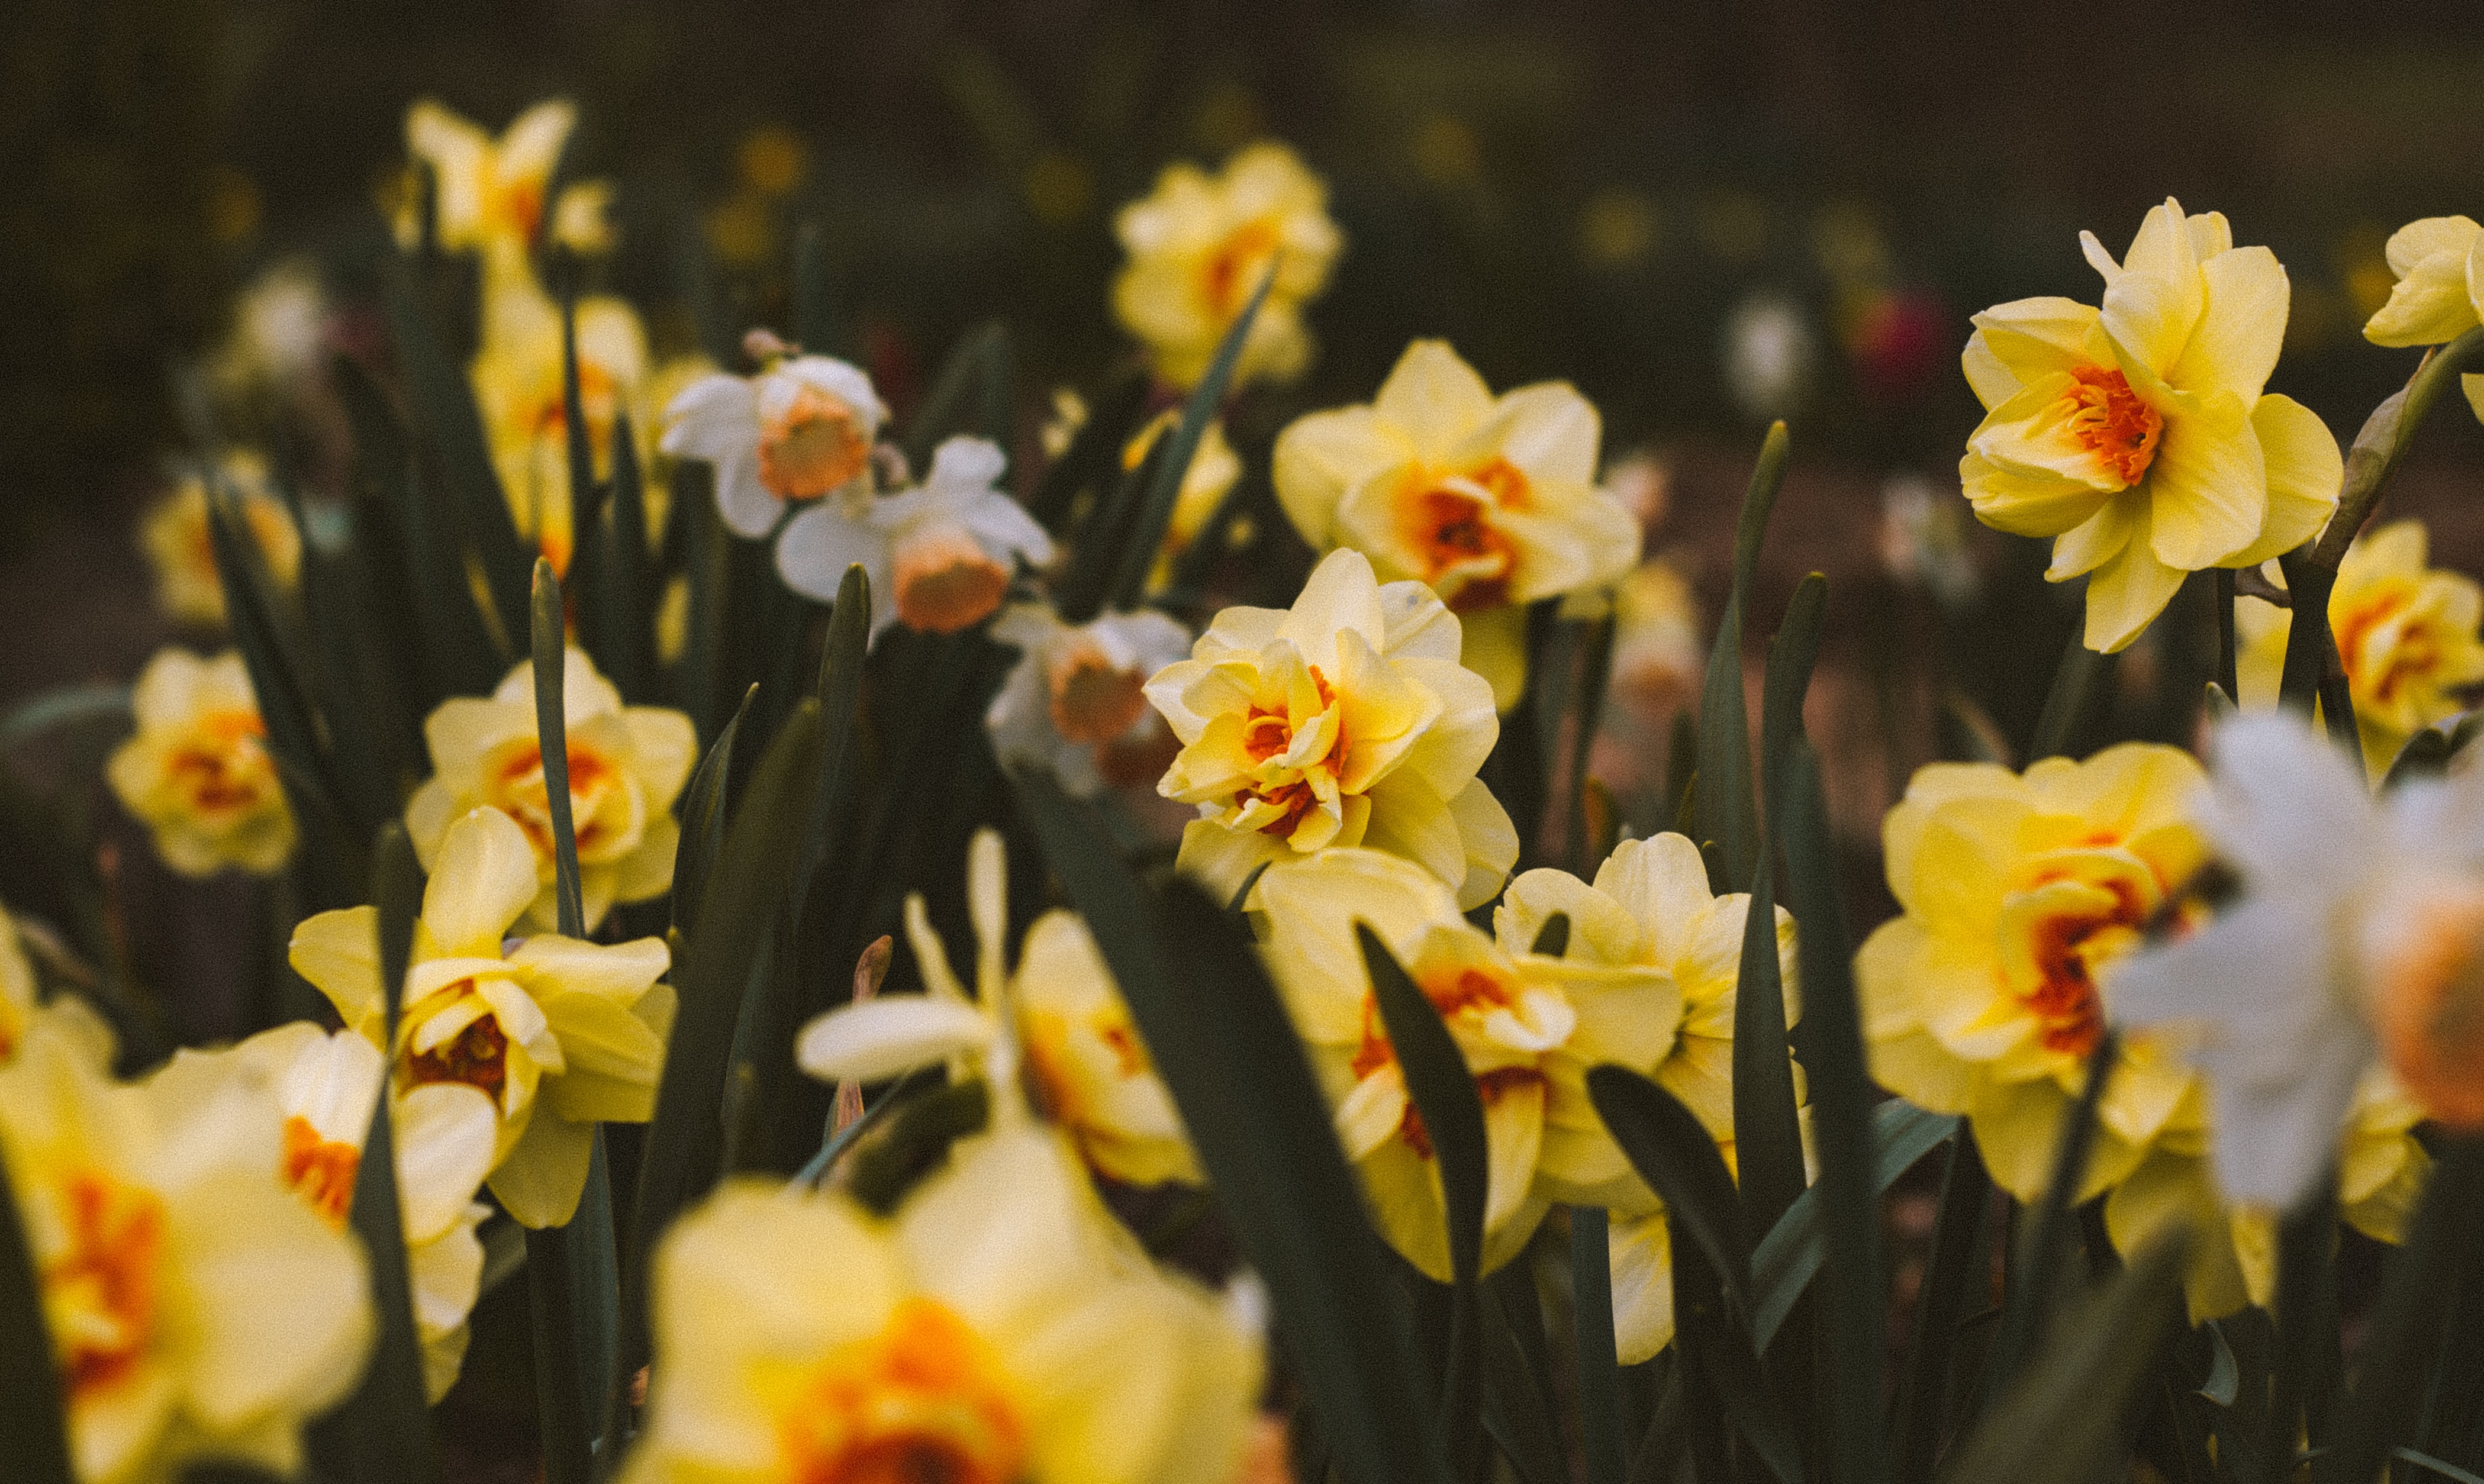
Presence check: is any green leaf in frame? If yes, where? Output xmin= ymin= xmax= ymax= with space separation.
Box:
xmin=1757 ymin=572 xmax=1826 ymax=833
xmin=1026 ymin=372 xmax=1148 ymax=534
xmin=900 ymin=321 xmax=1013 ymax=476
xmin=1587 ymin=1066 xmax=1752 ymax=1314
xmin=1987 ymin=1030 xmax=2122 ymax=1399
xmin=1731 ymin=853 xmax=1804 ymax=1246
xmin=1528 ymin=912 xmax=1570 ymax=957
xmin=1010 ymin=773 xmax=1448 ymax=1484
xmin=596 ymin=408 xmax=654 ymax=705
xmin=1481 ymin=1277 xmax=1567 ymax=1484
xmin=1890 ymin=1127 xmax=1993 ymax=1484
xmin=792 ymin=220 xmax=850 ymax=363
xmin=1750 ymin=1101 xmax=1959 ymax=1349
xmin=560 ymin=286 xmax=600 ymax=599
xmin=1694 ymin=422 xmax=1790 ymax=891
xmin=2382 ymin=725 xmax=2452 ymax=791
xmin=0 ymin=1092 xmax=75 ymax=1484
xmin=2200 ymin=1320 xmax=2239 ymax=1407
xmin=1571 ymin=1207 xmax=1628 ymax=1484
xmin=533 ymin=560 xmax=588 ymax=938
xmin=1667 ymin=1197 xmax=1807 ymax=1484
xmin=2266 ymin=1180 xmax=2341 ymax=1484
xmin=671 ymin=686 xmax=755 ymax=941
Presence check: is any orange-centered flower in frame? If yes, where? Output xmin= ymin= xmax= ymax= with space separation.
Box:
xmin=281 ymin=1118 xmax=361 ymax=1228
xmin=891 ymin=524 xmax=1013 ymax=635
xmin=759 ymin=381 xmax=874 ymax=501
xmin=1045 ymin=640 xmax=1152 ymax=747
xmin=2062 ymin=365 xmax=2163 ymax=486
xmin=2363 ymin=878 xmax=2484 ymax=1131
xmin=108 ymin=649 xmax=297 ymax=878
xmin=43 ymin=1170 xmax=167 ymax=1406
xmin=990 ymin=605 xmax=1194 ymax=800
xmin=779 ymin=1296 xmax=1028 ymax=1484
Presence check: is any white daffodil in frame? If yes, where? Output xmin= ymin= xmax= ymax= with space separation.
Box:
xmin=776 ymin=436 xmax=1054 ymax=637
xmin=661 ymin=347 xmax=888 ymax=540
xmin=988 ymin=603 xmax=1194 ymax=798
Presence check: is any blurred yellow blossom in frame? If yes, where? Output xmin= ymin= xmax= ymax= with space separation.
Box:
xmin=735 ymin=125 xmax=808 ymax=198
xmin=1113 ymin=142 xmax=1342 ymax=390
xmin=1272 ymin=340 xmax=1641 ymax=709
xmin=2361 ymin=216 xmax=2483 ymax=354
xmin=1123 ymin=411 xmax=1241 ymax=591
xmin=470 ymin=274 xmax=654 ymax=574
xmin=401 ymin=98 xmax=575 ymax=279
xmin=138 ymin=453 xmax=301 ymax=631
xmin=1961 ymin=199 xmax=2340 ymax=653
xmin=0 ymin=905 xmax=30 ymax=1066
xmin=1608 ymin=558 xmax=1704 ymax=715
xmin=107 ymin=650 xmax=295 ymax=878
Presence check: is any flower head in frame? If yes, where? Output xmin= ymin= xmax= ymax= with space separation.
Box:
xmin=775 ymin=436 xmax=1053 ymax=636
xmin=402 ymin=98 xmax=574 ymax=267
xmin=989 ymin=604 xmax=1194 ymax=798
xmin=406 ymin=647 xmax=697 ymax=933
xmin=1961 ymin=199 xmax=2341 ymax=653
xmin=291 ymin=806 xmax=675 ymax=1228
xmin=1113 ymin=141 xmax=1342 ymax=390
xmin=2363 ymin=215 xmax=2484 ymax=350
xmin=1146 ymin=549 xmax=1518 ymax=910
xmin=138 ymin=452 xmax=301 ymax=631
xmin=661 ymin=348 xmax=888 ymax=540
xmin=469 ymin=273 xmax=654 ymax=574
xmin=1272 ymin=340 xmax=1642 ymax=709
xmin=106 ymin=650 xmax=295 ymax=878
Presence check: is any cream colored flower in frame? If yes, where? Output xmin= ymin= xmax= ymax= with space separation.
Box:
xmin=620 ymin=1125 xmax=1261 ymax=1484
xmin=1608 ymin=557 xmax=1704 ymax=714
xmin=137 ymin=452 xmax=301 ymax=631
xmin=401 ymin=98 xmax=574 ymax=281
xmin=1272 ymin=340 xmax=1641 ymax=710
xmin=1113 ymin=142 xmax=1342 ymax=390
xmin=106 ymin=650 xmax=294 ymax=878
xmin=406 ymin=647 xmax=696 ymax=933
xmin=210 ymin=259 xmax=327 ymax=406
xmin=2361 ymin=215 xmax=2484 ymax=426
xmin=775 ymin=437 xmax=1053 ymax=637
xmin=0 ymin=1014 xmax=370 ymax=1484
xmin=291 ymin=806 xmax=675 ymax=1228
xmin=469 ymin=273 xmax=654 ymax=574
xmin=1146 ymin=548 xmax=1518 ymax=910
xmin=661 ymin=346 xmax=888 ymax=539
xmin=988 ymin=603 xmax=1193 ymax=799
xmin=1961 ymin=199 xmax=2341 ymax=653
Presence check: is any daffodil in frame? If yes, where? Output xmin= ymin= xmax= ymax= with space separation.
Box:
xmin=1607 ymin=557 xmax=1705 ymax=715
xmin=660 ymin=339 xmax=888 ymax=539
xmin=291 ymin=805 xmax=675 ymax=1228
xmin=2236 ymin=520 xmax=2484 ymax=774
xmin=1146 ymin=548 xmax=1518 ymax=910
xmin=146 ymin=1022 xmax=496 ymax=1400
xmin=988 ymin=602 xmax=1193 ymax=799
xmin=138 ymin=451 xmax=300 ymax=630
xmin=0 ymin=1014 xmax=371 ymax=1484
xmin=401 ymin=98 xmax=585 ymax=283
xmin=1256 ymin=847 xmax=1687 ymax=1281
xmin=469 ymin=272 xmax=654 ymax=573
xmin=1856 ymin=744 xmax=2215 ymax=1205
xmin=405 ymin=646 xmax=697 ymax=933
xmin=619 ymin=1124 xmax=1261 ymax=1484
xmin=0 ymin=904 xmax=31 ymax=1066
xmin=1272 ymin=340 xmax=1642 ymax=709
xmin=775 ymin=436 xmax=1054 ymax=637
xmin=105 ymin=649 xmax=294 ymax=879
xmin=2360 ymin=215 xmax=2484 ymax=422
xmin=1112 ymin=141 xmax=1342 ymax=390
xmin=798 ymin=830 xmax=1200 ymax=1188
xmin=1961 ymin=199 xmax=2341 ymax=653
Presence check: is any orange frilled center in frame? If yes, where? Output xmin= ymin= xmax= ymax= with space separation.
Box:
xmin=1348 ymin=966 xmax=1543 ymax=1161
xmin=483 ymin=735 xmax=624 ymax=863
xmin=1238 ymin=666 xmax=1338 ymax=838
xmin=759 ymin=383 xmax=872 ymax=502
xmin=42 ymin=1170 xmax=166 ymax=1406
xmin=1200 ymin=216 xmax=1284 ymax=320
xmin=780 ymin=1296 xmax=1027 ymax=1484
xmin=2332 ymin=579 xmax=2440 ymax=711
xmin=406 ymin=1007 xmax=511 ymax=1105
xmin=166 ymin=708 xmax=278 ymax=818
xmin=2003 ymin=859 xmax=2156 ymax=1060
xmin=892 ymin=528 xmax=1011 ymax=635
xmin=1393 ymin=457 xmax=1532 ymax=613
xmin=2064 ymin=365 xmax=2162 ymax=486
xmin=1045 ymin=643 xmax=1150 ymax=748
xmin=282 ymin=1116 xmax=362 ymax=1228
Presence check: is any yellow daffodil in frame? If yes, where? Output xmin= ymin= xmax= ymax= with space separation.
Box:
xmin=798 ymin=830 xmax=1200 ymax=1188
xmin=620 ymin=1124 xmax=1261 ymax=1484
xmin=1256 ymin=847 xmax=1687 ymax=1281
xmin=146 ymin=1022 xmax=496 ymax=1401
xmin=291 ymin=805 xmax=675 ymax=1228
xmin=106 ymin=649 xmax=295 ymax=879
xmin=1961 ymin=199 xmax=2341 ymax=653
xmin=1272 ymin=340 xmax=1642 ymax=709
xmin=405 ymin=647 xmax=696 ymax=933
xmin=1113 ymin=141 xmax=1342 ymax=390
xmin=1857 ymin=744 xmax=2214 ymax=1205
xmin=2236 ymin=520 xmax=2484 ymax=773
xmin=137 ymin=452 xmax=301 ymax=630
xmin=469 ymin=272 xmax=655 ymax=574
xmin=0 ymin=1014 xmax=371 ymax=1484
xmin=2360 ymin=215 xmax=2484 ymax=422
xmin=402 ymin=98 xmax=574 ymax=278
xmin=988 ymin=603 xmax=1193 ymax=799
xmin=1146 ymin=548 xmax=1518 ymax=910
xmin=775 ymin=437 xmax=1054 ymax=636
xmin=1 ymin=904 xmax=36 ymax=1066
xmin=661 ymin=341 xmax=888 ymax=540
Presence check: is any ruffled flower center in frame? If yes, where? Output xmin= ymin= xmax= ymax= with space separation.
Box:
xmin=406 ymin=1005 xmax=511 ymax=1106
xmin=40 ymin=1170 xmax=165 ymax=1406
xmin=1045 ymin=642 xmax=1149 ymax=747
xmin=1395 ymin=459 xmax=1531 ymax=612
xmin=484 ymin=736 xmax=630 ymax=864
xmin=282 ymin=1115 xmax=361 ymax=1228
xmin=2063 ymin=365 xmax=2161 ymax=486
xmin=759 ymin=383 xmax=872 ymax=501
xmin=1350 ymin=963 xmax=1562 ymax=1160
xmin=2002 ymin=861 xmax=2156 ymax=1058
xmin=166 ymin=709 xmax=278 ymax=819
xmin=2366 ymin=878 xmax=2484 ymax=1131
xmin=893 ymin=525 xmax=1011 ymax=635
xmin=1201 ymin=216 xmax=1283 ymax=319
xmin=2332 ymin=579 xmax=2437 ymax=709
xmin=779 ymin=1296 xmax=1027 ymax=1484
xmin=1236 ymin=666 xmax=1341 ymax=840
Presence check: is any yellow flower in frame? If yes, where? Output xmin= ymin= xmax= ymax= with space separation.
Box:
xmin=2235 ymin=520 xmax=2484 ymax=774
xmin=1 ymin=904 xmax=35 ymax=1066
xmin=2359 ymin=216 xmax=2484 ymax=422
xmin=0 ymin=1015 xmax=371 ymax=1484
xmin=1113 ymin=141 xmax=1342 ymax=390
xmin=1145 ymin=549 xmax=1518 ymax=911
xmin=291 ymin=805 xmax=675 ymax=1228
xmin=469 ymin=272 xmax=655 ymax=574
xmin=1122 ymin=411 xmax=1241 ymax=592
xmin=406 ymin=647 xmax=697 ymax=933
xmin=1961 ymin=199 xmax=2341 ymax=653
xmin=402 ymin=98 xmax=573 ymax=276
xmin=988 ymin=604 xmax=1194 ymax=799
xmin=1256 ymin=847 xmax=1688 ymax=1282
xmin=138 ymin=454 xmax=301 ymax=630
xmin=105 ymin=650 xmax=295 ymax=878
xmin=1272 ymin=340 xmax=1642 ymax=709
xmin=620 ymin=1126 xmax=1261 ymax=1484
xmin=145 ymin=1022 xmax=497 ymax=1401
xmin=1856 ymin=744 xmax=2214 ymax=1205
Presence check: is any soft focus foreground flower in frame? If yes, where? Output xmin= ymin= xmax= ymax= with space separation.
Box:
xmin=106 ymin=650 xmax=295 ymax=878
xmin=661 ymin=347 xmax=887 ymax=539
xmin=1113 ymin=141 xmax=1342 ymax=390
xmin=1857 ymin=744 xmax=2214 ymax=1204
xmin=0 ymin=1016 xmax=371 ymax=1484
xmin=401 ymin=98 xmax=572 ymax=273
xmin=211 ymin=258 xmax=328 ymax=404
xmin=138 ymin=452 xmax=301 ymax=630
xmin=1961 ymin=199 xmax=2341 ymax=653
xmin=622 ymin=1127 xmax=1259 ymax=1484
xmin=1607 ymin=558 xmax=1705 ymax=714
xmin=406 ymin=647 xmax=696 ymax=932
xmin=989 ymin=603 xmax=1194 ymax=799
xmin=469 ymin=273 xmax=653 ymax=573
xmin=1257 ymin=848 xmax=1686 ymax=1281
xmin=777 ymin=436 xmax=1053 ymax=635
xmin=0 ymin=904 xmax=33 ymax=1066
xmin=146 ymin=1022 xmax=495 ymax=1401
xmin=1146 ymin=549 xmax=1517 ymax=910
xmin=2235 ymin=520 xmax=2484 ymax=774
xmin=1272 ymin=340 xmax=1642 ymax=710
xmin=292 ymin=806 xmax=675 ymax=1227
xmin=2359 ymin=215 xmax=2484 ymax=422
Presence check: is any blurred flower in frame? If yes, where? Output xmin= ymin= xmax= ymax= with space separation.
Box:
xmin=662 ymin=343 xmax=887 ymax=539
xmin=1577 ymin=189 xmax=1659 ymax=271
xmin=138 ymin=451 xmax=301 ymax=631
xmin=0 ymin=1014 xmax=370 ymax=1484
xmin=735 ymin=125 xmax=808 ymax=198
xmin=1722 ymin=295 xmax=1815 ymax=423
xmin=1845 ymin=288 xmax=1949 ymax=404
xmin=146 ymin=1022 xmax=495 ymax=1401
xmin=548 ymin=180 xmax=616 ymax=257
xmin=1257 ymin=847 xmax=1684 ymax=1280
xmin=210 ymin=258 xmax=327 ymax=403
xmin=1113 ymin=142 xmax=1342 ymax=390
xmin=1607 ymin=558 xmax=1704 ymax=715
xmin=1271 ymin=341 xmax=1641 ymax=710
xmin=0 ymin=905 xmax=30 ymax=1066
xmin=469 ymin=274 xmax=653 ymax=574
xmin=1040 ymin=387 xmax=1088 ymax=460
xmin=1878 ymin=473 xmax=1980 ymax=608
xmin=1857 ymin=744 xmax=2214 ymax=1205
xmin=2361 ymin=216 xmax=2482 ymax=352
xmin=2237 ymin=520 xmax=2484 ymax=773
xmin=1961 ymin=199 xmax=2341 ymax=653
xmin=1146 ymin=549 xmax=1518 ymax=910
xmin=107 ymin=649 xmax=295 ymax=878
xmin=407 ymin=647 xmax=697 ymax=933
xmin=777 ymin=435 xmax=1053 ymax=636
xmin=989 ymin=604 xmax=1193 ymax=798
xmin=400 ymin=98 xmax=575 ymax=282
xmin=292 ymin=805 xmax=674 ymax=1228
xmin=1125 ymin=412 xmax=1241 ymax=591
xmin=620 ymin=1125 xmax=1260 ymax=1484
